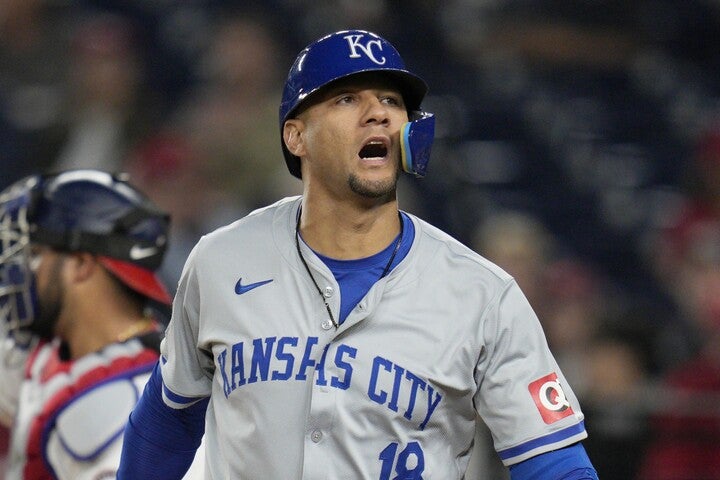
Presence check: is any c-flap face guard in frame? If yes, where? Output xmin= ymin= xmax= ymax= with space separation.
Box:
xmin=400 ymin=112 xmax=435 ymax=178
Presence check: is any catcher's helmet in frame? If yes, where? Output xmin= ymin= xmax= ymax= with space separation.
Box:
xmin=279 ymin=29 xmax=433 ymax=178
xmin=0 ymin=170 xmax=171 ymax=340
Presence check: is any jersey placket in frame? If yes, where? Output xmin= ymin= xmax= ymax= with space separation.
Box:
xmin=301 ymin=263 xmax=342 ymax=478
xmin=302 ymin=361 xmax=338 ymax=479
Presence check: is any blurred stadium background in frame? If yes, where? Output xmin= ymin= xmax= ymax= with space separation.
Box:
xmin=2 ymin=1 xmax=720 ymax=478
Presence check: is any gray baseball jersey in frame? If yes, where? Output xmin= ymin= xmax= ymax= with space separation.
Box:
xmin=160 ymin=196 xmax=587 ymax=479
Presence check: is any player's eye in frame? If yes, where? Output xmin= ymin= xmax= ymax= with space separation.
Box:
xmin=336 ymin=94 xmax=355 ymax=104
xmin=380 ymin=94 xmax=404 ymax=108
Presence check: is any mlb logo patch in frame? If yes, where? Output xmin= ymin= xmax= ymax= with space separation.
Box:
xmin=528 ymin=372 xmax=574 ymax=424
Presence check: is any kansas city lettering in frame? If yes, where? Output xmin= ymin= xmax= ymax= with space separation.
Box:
xmin=368 ymin=355 xmax=442 ymax=430
xmin=217 ymin=336 xmax=442 ymax=430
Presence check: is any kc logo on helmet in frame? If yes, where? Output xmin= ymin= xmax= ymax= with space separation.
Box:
xmin=344 ymin=34 xmax=387 ymax=65
xmin=528 ymin=372 xmax=574 ymax=424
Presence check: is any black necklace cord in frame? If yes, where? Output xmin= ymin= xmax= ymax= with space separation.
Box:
xmin=295 ymin=221 xmax=339 ymax=328
xmin=294 ymin=208 xmax=403 ymax=329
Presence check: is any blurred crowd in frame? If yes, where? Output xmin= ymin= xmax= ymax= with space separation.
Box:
xmin=2 ymin=1 xmax=720 ymax=478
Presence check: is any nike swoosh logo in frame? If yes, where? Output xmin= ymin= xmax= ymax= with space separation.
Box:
xmin=129 ymin=245 xmax=159 ymax=260
xmin=235 ymin=278 xmax=273 ymax=295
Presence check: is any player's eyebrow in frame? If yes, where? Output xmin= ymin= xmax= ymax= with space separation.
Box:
xmin=325 ymin=72 xmax=402 ymax=95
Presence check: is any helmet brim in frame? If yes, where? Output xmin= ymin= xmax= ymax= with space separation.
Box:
xmin=99 ymin=256 xmax=172 ymax=305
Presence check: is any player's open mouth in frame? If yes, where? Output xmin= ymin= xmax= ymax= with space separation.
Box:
xmin=359 ymin=140 xmax=389 ymax=160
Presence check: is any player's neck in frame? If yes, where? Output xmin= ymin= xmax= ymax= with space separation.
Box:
xmin=298 ymin=197 xmax=401 ymax=259
xmin=62 ymin=286 xmax=150 ymax=359
xmin=64 ymin=311 xmax=151 ymax=360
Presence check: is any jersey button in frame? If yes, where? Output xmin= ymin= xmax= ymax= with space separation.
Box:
xmin=311 ymin=430 xmax=323 ymax=443
xmin=321 ymin=319 xmax=333 ymax=330
xmin=323 ymin=286 xmax=334 ymax=298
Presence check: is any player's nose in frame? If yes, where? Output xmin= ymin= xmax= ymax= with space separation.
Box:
xmin=361 ymin=96 xmax=391 ymax=126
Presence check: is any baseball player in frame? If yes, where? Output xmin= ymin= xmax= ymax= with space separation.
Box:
xmin=0 ymin=170 xmax=204 ymax=479
xmin=119 ymin=30 xmax=598 ymax=479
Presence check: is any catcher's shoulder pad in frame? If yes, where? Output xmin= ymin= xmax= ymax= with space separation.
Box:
xmin=54 ymin=377 xmax=143 ymax=459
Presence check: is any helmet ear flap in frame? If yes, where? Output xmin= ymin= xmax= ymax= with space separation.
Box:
xmin=400 ymin=112 xmax=435 ymax=178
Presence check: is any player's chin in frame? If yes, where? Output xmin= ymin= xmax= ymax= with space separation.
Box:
xmin=348 ymin=171 xmax=398 ymax=199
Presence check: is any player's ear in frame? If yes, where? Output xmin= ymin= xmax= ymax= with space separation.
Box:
xmin=66 ymin=252 xmax=97 ymax=283
xmin=283 ymin=119 xmax=306 ymax=157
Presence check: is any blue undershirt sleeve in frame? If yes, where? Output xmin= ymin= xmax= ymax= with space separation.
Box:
xmin=117 ymin=362 xmax=209 ymax=480
xmin=509 ymin=442 xmax=599 ymax=480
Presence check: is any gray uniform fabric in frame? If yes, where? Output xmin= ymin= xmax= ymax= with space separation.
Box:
xmin=160 ymin=196 xmax=587 ymax=479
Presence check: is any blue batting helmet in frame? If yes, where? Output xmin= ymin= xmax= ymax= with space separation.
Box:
xmin=0 ymin=169 xmax=171 ymax=340
xmin=279 ymin=29 xmax=430 ymax=178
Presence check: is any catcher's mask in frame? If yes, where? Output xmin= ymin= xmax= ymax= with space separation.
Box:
xmin=0 ymin=169 xmax=171 ymax=345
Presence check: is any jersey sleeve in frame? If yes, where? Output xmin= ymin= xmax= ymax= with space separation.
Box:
xmin=509 ymin=442 xmax=598 ymax=479
xmin=118 ymin=363 xmax=207 ymax=480
xmin=160 ymin=242 xmax=214 ymax=406
xmin=475 ymin=279 xmax=587 ymax=466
